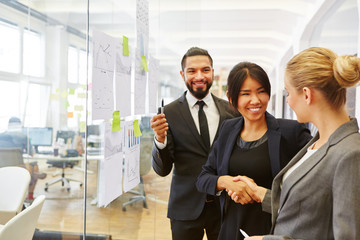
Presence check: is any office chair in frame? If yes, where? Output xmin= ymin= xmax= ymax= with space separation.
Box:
xmin=0 ymin=195 xmax=45 ymax=240
xmin=45 ymin=159 xmax=83 ymax=192
xmin=0 ymin=166 xmax=31 ymax=225
xmin=0 ymin=147 xmax=24 ymax=168
xmin=122 ymin=137 xmax=152 ymax=211
xmin=45 ymin=130 xmax=83 ymax=192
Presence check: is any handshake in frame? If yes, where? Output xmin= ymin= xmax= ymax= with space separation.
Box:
xmin=219 ymin=175 xmax=267 ymax=205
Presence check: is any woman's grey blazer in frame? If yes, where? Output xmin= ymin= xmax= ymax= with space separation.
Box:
xmin=263 ymin=118 xmax=360 ymax=240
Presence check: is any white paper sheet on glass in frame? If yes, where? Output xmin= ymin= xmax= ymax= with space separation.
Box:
xmin=136 ymin=0 xmax=149 ymax=58
xmin=92 ymin=30 xmax=115 ymax=120
xmin=148 ymin=55 xmax=159 ymax=113
xmin=115 ymin=39 xmax=132 ymax=117
xmin=123 ymin=121 xmax=140 ymax=192
xmin=134 ymin=51 xmax=146 ymax=115
xmin=98 ymin=121 xmax=125 ymax=207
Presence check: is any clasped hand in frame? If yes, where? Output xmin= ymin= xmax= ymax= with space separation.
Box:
xmin=225 ymin=175 xmax=266 ymax=204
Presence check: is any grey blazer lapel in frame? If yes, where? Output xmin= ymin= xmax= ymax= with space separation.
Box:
xmin=178 ymin=92 xmax=207 ymax=151
xmin=271 ymin=136 xmax=317 ymax=223
xmin=279 ymin=138 xmax=325 ymax=209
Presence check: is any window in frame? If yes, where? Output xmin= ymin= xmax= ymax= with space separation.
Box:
xmin=0 ymin=21 xmax=20 ymax=73
xmin=23 ymin=83 xmax=50 ymax=127
xmin=68 ymin=46 xmax=79 ymax=84
xmin=68 ymin=46 xmax=87 ymax=85
xmin=0 ymin=81 xmax=20 ymax=132
xmin=79 ymin=49 xmax=87 ymax=85
xmin=23 ymin=29 xmax=44 ymax=77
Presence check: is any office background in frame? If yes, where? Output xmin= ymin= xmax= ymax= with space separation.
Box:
xmin=0 ymin=0 xmax=358 ymax=239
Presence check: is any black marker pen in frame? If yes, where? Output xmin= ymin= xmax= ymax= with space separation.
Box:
xmin=158 ymin=98 xmax=164 ymax=114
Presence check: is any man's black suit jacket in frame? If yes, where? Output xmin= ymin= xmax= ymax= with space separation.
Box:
xmin=152 ymin=91 xmax=239 ymax=221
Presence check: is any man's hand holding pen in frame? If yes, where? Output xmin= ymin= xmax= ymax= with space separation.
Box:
xmin=150 ymin=113 xmax=168 ymax=144
xmin=150 ymin=100 xmax=168 ymax=144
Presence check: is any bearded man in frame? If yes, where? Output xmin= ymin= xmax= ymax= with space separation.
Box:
xmin=150 ymin=47 xmax=239 ymax=240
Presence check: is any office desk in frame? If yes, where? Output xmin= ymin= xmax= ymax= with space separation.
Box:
xmin=23 ymin=154 xmax=84 ymax=162
xmin=23 ymin=154 xmax=101 ymax=173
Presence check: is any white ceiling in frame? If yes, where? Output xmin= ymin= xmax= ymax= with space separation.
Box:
xmin=16 ymin=0 xmax=359 ymax=76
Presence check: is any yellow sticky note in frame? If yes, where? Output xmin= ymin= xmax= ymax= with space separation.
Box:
xmin=77 ymin=93 xmax=86 ymax=98
xmin=133 ymin=120 xmax=142 ymax=137
xmin=141 ymin=55 xmax=149 ymax=72
xmin=112 ymin=111 xmax=121 ymax=131
xmin=69 ymin=88 xmax=75 ymax=95
xmin=50 ymin=94 xmax=59 ymax=101
xmin=61 ymin=90 xmax=68 ymax=98
xmin=67 ymin=112 xmax=74 ymax=118
xmin=56 ymin=88 xmax=60 ymax=93
xmin=79 ymin=121 xmax=86 ymax=133
xmin=74 ymin=105 xmax=84 ymax=111
xmin=123 ymin=36 xmax=129 ymax=56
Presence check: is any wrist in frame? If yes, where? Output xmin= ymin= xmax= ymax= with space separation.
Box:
xmin=217 ymin=175 xmax=229 ymax=191
xmin=155 ymin=135 xmax=165 ymax=144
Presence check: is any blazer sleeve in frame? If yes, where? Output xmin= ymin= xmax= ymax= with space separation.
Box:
xmin=332 ymin=149 xmax=360 ymax=239
xmin=151 ymin=127 xmax=175 ymax=177
xmin=261 ymin=189 xmax=272 ymax=213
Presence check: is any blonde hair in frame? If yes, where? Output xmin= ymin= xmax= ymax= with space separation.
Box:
xmin=286 ymin=47 xmax=360 ymax=109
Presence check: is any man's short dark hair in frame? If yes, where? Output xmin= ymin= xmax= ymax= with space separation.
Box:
xmin=181 ymin=47 xmax=213 ymax=71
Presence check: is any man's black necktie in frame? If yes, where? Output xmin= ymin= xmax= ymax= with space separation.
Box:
xmin=196 ymin=101 xmax=210 ymax=151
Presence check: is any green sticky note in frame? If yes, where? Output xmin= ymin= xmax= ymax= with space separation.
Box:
xmin=79 ymin=121 xmax=86 ymax=133
xmin=133 ymin=120 xmax=142 ymax=137
xmin=112 ymin=111 xmax=121 ymax=131
xmin=141 ymin=55 xmax=149 ymax=72
xmin=61 ymin=90 xmax=68 ymax=99
xmin=65 ymin=101 xmax=70 ymax=108
xmin=123 ymin=36 xmax=129 ymax=56
xmin=69 ymin=88 xmax=75 ymax=95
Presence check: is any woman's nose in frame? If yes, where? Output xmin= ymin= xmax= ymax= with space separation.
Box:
xmin=250 ymin=94 xmax=260 ymax=103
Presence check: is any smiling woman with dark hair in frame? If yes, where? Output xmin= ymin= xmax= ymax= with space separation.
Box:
xmin=196 ymin=62 xmax=312 ymax=240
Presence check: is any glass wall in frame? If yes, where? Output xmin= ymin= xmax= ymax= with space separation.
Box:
xmin=0 ymin=1 xmax=358 ymax=240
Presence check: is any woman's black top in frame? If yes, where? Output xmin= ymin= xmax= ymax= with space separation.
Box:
xmin=218 ymin=134 xmax=273 ymax=240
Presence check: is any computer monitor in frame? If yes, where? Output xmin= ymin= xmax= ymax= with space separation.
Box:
xmin=87 ymin=125 xmax=100 ymax=136
xmin=56 ymin=130 xmax=76 ymax=144
xmin=23 ymin=127 xmax=53 ymax=153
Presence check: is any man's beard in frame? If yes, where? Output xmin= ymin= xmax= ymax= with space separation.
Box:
xmin=186 ymin=81 xmax=212 ymax=99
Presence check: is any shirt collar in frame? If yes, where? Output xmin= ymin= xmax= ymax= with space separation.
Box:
xmin=186 ymin=91 xmax=213 ymax=108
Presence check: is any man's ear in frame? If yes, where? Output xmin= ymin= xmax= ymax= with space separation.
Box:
xmin=180 ymin=70 xmax=185 ymax=80
xmin=302 ymin=87 xmax=312 ymax=105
